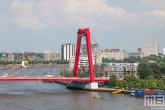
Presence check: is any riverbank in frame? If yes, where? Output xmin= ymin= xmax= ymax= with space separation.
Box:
xmin=0 ymin=64 xmax=69 ymax=69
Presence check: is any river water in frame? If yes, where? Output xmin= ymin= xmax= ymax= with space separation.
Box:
xmin=0 ymin=68 xmax=152 ymax=110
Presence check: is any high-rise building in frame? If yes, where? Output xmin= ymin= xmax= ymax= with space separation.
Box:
xmin=61 ymin=43 xmax=75 ymax=60
xmin=163 ymin=48 xmax=165 ymax=55
xmin=141 ymin=44 xmax=159 ymax=57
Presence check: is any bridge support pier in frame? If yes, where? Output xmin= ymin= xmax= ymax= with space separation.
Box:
xmin=67 ymin=82 xmax=98 ymax=90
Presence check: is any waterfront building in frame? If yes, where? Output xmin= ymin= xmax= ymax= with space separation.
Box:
xmin=108 ymin=63 xmax=139 ymax=77
xmin=101 ymin=50 xmax=129 ymax=60
xmin=91 ymin=63 xmax=139 ymax=78
xmin=27 ymin=56 xmax=42 ymax=61
xmin=129 ymin=52 xmax=139 ymax=57
xmin=14 ymin=54 xmax=21 ymax=60
xmin=94 ymin=64 xmax=110 ymax=77
xmin=141 ymin=44 xmax=159 ymax=57
xmin=43 ymin=51 xmax=61 ymax=60
xmin=7 ymin=53 xmax=14 ymax=61
xmin=61 ymin=43 xmax=75 ymax=61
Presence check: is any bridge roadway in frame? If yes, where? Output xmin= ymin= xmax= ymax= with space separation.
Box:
xmin=0 ymin=77 xmax=110 ymax=82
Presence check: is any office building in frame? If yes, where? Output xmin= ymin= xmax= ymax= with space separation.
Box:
xmin=61 ymin=43 xmax=75 ymax=60
xmin=141 ymin=44 xmax=159 ymax=57
xmin=101 ymin=51 xmax=129 ymax=60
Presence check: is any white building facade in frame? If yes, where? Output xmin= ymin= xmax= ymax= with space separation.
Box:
xmin=61 ymin=43 xmax=76 ymax=61
xmin=163 ymin=48 xmax=165 ymax=55
xmin=101 ymin=51 xmax=129 ymax=60
xmin=141 ymin=44 xmax=159 ymax=57
xmin=69 ymin=55 xmax=96 ymax=71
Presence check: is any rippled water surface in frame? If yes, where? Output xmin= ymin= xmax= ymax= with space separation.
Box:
xmin=0 ymin=68 xmax=151 ymax=110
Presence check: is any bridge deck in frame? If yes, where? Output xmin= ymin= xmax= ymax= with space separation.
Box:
xmin=0 ymin=77 xmax=110 ymax=82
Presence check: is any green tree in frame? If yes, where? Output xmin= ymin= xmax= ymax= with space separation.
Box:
xmin=60 ymin=68 xmax=69 ymax=77
xmin=28 ymin=60 xmax=32 ymax=64
xmin=116 ymin=81 xmax=122 ymax=88
xmin=109 ymin=58 xmax=116 ymax=63
xmin=38 ymin=60 xmax=42 ymax=64
xmin=121 ymin=80 xmax=128 ymax=88
xmin=123 ymin=67 xmax=126 ymax=76
xmin=32 ymin=60 xmax=35 ymax=65
xmin=143 ymin=81 xmax=149 ymax=89
xmin=102 ymin=58 xmax=110 ymax=63
xmin=13 ymin=60 xmax=16 ymax=65
xmin=137 ymin=62 xmax=152 ymax=79
xmin=53 ymin=60 xmax=57 ymax=64
xmin=131 ymin=69 xmax=134 ymax=76
xmin=129 ymin=82 xmax=135 ymax=88
xmin=158 ymin=83 xmax=165 ymax=90
xmin=149 ymin=82 xmax=157 ymax=90
xmin=16 ymin=60 xmax=21 ymax=64
xmin=158 ymin=62 xmax=165 ymax=74
xmin=147 ymin=75 xmax=154 ymax=80
xmin=149 ymin=62 xmax=162 ymax=80
xmin=135 ymin=82 xmax=142 ymax=89
xmin=35 ymin=60 xmax=38 ymax=64
xmin=67 ymin=69 xmax=74 ymax=77
xmin=46 ymin=60 xmax=50 ymax=64
xmin=137 ymin=56 xmax=141 ymax=61
xmin=79 ymin=72 xmax=88 ymax=78
xmin=109 ymin=75 xmax=116 ymax=87
xmin=139 ymin=58 xmax=148 ymax=63
xmin=9 ymin=61 xmax=13 ymax=64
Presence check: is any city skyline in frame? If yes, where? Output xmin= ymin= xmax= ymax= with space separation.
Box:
xmin=0 ymin=0 xmax=165 ymax=52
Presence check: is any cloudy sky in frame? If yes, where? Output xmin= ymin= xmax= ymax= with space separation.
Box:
xmin=0 ymin=0 xmax=165 ymax=53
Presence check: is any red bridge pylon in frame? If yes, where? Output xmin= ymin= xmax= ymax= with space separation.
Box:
xmin=73 ymin=28 xmax=95 ymax=82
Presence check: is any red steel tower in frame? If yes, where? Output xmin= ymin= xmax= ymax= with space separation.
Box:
xmin=73 ymin=28 xmax=95 ymax=82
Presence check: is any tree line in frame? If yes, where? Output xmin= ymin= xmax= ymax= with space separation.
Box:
xmin=138 ymin=62 xmax=165 ymax=80
xmin=109 ymin=75 xmax=165 ymax=90
xmin=103 ymin=55 xmax=165 ymax=63
xmin=0 ymin=59 xmax=69 ymax=65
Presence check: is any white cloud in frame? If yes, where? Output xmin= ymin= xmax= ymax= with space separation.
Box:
xmin=140 ymin=0 xmax=165 ymax=11
xmin=10 ymin=0 xmax=165 ymax=29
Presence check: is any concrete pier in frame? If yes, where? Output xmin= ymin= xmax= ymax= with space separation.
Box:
xmin=67 ymin=82 xmax=98 ymax=90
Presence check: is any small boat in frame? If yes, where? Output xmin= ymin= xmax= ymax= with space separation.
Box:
xmin=104 ymin=98 xmax=109 ymax=100
xmin=130 ymin=92 xmax=135 ymax=96
xmin=93 ymin=95 xmax=109 ymax=100
xmin=1 ymin=73 xmax=18 ymax=78
xmin=11 ymin=66 xmax=16 ymax=68
xmin=93 ymin=95 xmax=100 ymax=99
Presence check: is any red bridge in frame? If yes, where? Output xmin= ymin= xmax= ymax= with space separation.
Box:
xmin=0 ymin=77 xmax=109 ymax=82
